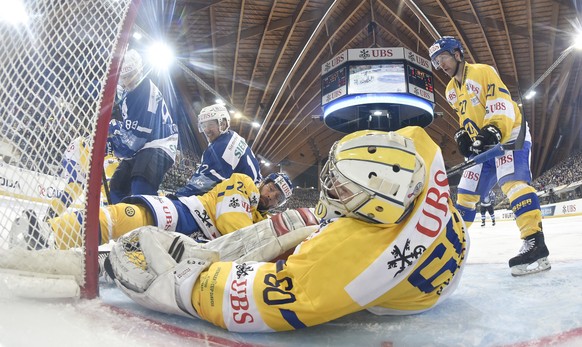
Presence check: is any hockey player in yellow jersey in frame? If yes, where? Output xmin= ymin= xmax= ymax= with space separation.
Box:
xmin=106 ymin=127 xmax=468 ymax=332
xmin=44 ymin=136 xmax=119 ymax=221
xmin=429 ymin=36 xmax=550 ymax=276
xmin=11 ymin=172 xmax=295 ymax=250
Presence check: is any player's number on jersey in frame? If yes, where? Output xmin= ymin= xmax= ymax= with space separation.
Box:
xmin=407 ymin=219 xmax=463 ymax=294
xmin=124 ymin=120 xmax=139 ymax=130
xmin=459 ymin=100 xmax=467 ymax=115
xmin=263 ymin=273 xmax=296 ymax=305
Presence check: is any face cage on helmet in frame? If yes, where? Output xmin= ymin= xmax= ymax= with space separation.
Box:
xmin=319 ymin=157 xmax=371 ymax=218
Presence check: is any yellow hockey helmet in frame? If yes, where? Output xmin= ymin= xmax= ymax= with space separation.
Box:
xmin=315 ymin=130 xmax=425 ymax=224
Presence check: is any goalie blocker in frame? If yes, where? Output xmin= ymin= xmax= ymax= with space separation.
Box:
xmin=108 ymin=208 xmax=318 ymax=318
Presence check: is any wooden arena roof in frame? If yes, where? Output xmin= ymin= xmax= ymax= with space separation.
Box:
xmin=134 ymin=0 xmax=582 ymax=185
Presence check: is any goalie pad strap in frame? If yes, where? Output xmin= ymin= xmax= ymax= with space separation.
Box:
xmin=123 ymin=195 xmax=178 ymax=232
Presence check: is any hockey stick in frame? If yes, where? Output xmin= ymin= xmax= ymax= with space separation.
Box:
xmin=446 ymin=110 xmax=527 ymax=178
xmin=102 ymin=169 xmax=112 ymax=205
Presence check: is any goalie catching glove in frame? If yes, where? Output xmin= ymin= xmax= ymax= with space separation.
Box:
xmin=109 ymin=226 xmax=219 ymax=318
xmin=109 ymin=208 xmax=318 ymax=317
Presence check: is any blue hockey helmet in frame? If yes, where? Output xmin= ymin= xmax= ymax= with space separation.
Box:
xmin=428 ymin=36 xmax=464 ymax=70
xmin=264 ymin=172 xmax=293 ymax=206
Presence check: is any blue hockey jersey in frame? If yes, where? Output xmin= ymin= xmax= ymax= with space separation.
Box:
xmin=109 ymin=79 xmax=178 ymax=160
xmin=176 ymin=130 xmax=262 ymax=197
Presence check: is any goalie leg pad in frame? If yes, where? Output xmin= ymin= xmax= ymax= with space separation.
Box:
xmin=203 ymin=208 xmax=319 ymax=262
xmin=110 ymin=226 xmax=218 ymax=318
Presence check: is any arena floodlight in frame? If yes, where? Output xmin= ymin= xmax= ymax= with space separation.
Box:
xmin=574 ymin=32 xmax=582 ymax=50
xmin=146 ymin=41 xmax=174 ymax=72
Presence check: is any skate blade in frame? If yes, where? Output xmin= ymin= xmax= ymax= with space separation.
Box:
xmin=510 ymin=257 xmax=551 ymax=276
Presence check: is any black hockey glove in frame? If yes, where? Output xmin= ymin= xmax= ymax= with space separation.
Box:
xmin=472 ymin=124 xmax=502 ymax=154
xmin=111 ymin=101 xmax=123 ymax=121
xmin=454 ymin=128 xmax=473 ymax=158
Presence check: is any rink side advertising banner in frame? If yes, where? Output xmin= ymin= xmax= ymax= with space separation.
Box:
xmin=481 ymin=198 xmax=582 ymax=221
xmin=0 ymin=162 xmax=69 ymax=204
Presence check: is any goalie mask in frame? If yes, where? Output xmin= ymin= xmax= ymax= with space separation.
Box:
xmin=119 ymin=49 xmax=144 ymax=91
xmin=315 ymin=130 xmax=425 ymax=224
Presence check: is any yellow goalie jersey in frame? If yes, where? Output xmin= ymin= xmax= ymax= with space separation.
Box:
xmin=179 ymin=173 xmax=268 ymax=239
xmin=446 ymin=62 xmax=527 ymax=144
xmin=191 ymin=127 xmax=469 ymax=332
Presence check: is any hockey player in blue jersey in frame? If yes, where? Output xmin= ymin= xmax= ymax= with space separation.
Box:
xmin=479 ymin=190 xmax=496 ymax=227
xmin=175 ymin=104 xmax=261 ymax=197
xmin=108 ymin=49 xmax=179 ymax=203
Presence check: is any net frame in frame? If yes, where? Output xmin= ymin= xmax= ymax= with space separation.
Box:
xmin=0 ymin=0 xmax=142 ymax=299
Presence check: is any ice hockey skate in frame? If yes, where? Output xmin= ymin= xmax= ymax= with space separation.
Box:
xmin=9 ymin=210 xmax=52 ymax=250
xmin=509 ymin=232 xmax=551 ymax=276
xmin=481 ymin=220 xmax=486 ymax=227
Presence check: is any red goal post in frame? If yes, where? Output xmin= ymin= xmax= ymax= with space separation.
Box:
xmin=0 ymin=0 xmax=141 ymax=299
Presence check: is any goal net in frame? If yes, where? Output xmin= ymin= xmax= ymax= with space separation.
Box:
xmin=0 ymin=0 xmax=140 ymax=299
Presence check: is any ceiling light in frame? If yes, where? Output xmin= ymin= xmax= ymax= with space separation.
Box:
xmin=524 ymin=90 xmax=536 ymax=100
xmin=574 ymin=32 xmax=582 ymax=50
xmin=146 ymin=41 xmax=174 ymax=71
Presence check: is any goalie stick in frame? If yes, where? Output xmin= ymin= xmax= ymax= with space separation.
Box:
xmin=446 ymin=109 xmax=527 ymax=178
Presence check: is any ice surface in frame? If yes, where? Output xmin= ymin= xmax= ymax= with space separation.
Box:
xmin=1 ymin=215 xmax=581 ymax=347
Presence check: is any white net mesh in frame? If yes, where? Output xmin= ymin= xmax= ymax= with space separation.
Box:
xmin=0 ymin=0 xmax=136 ymax=297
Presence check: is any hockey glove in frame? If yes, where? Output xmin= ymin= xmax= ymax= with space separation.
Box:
xmin=472 ymin=124 xmax=502 ymax=154
xmin=109 ymin=226 xmax=219 ymax=318
xmin=111 ymin=102 xmax=123 ymax=121
xmin=453 ymin=128 xmax=473 ymax=158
